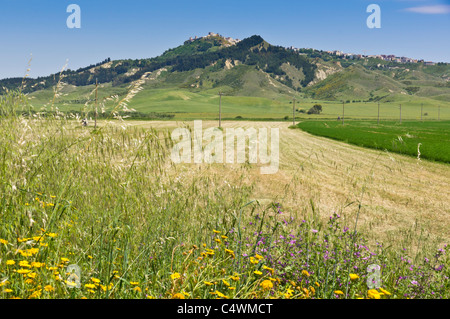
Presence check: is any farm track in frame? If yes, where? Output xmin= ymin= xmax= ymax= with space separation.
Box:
xmin=126 ymin=120 xmax=450 ymax=247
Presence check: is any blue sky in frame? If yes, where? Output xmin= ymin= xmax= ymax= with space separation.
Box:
xmin=1 ymin=0 xmax=449 ymax=79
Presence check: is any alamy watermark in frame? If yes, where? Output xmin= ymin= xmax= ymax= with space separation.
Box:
xmin=67 ymin=4 xmax=81 ymax=29
xmin=171 ymin=121 xmax=279 ymax=175
xmin=367 ymin=4 xmax=381 ymax=29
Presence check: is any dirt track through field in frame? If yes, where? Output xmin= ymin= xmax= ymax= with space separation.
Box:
xmin=128 ymin=120 xmax=450 ymax=247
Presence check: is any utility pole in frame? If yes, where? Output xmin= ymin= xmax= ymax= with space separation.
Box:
xmin=218 ymin=91 xmax=223 ymax=128
xmin=292 ymin=97 xmax=296 ymax=126
xmin=377 ymin=102 xmax=380 ymax=125
xmin=95 ymin=78 xmax=98 ymax=130
xmin=421 ymin=103 xmax=423 ymax=122
xmin=342 ymin=101 xmax=345 ymax=125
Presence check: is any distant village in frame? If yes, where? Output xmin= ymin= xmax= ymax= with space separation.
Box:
xmin=187 ymin=33 xmax=437 ymax=66
xmin=288 ymin=46 xmax=436 ymax=65
xmin=186 ymin=32 xmax=241 ymax=46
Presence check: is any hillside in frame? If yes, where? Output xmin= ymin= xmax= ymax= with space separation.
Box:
xmin=0 ymin=33 xmax=449 ymax=117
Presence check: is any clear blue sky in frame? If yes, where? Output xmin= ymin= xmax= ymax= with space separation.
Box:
xmin=1 ymin=0 xmax=449 ymax=79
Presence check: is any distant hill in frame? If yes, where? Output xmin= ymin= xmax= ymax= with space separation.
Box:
xmin=1 ymin=33 xmax=448 ymax=113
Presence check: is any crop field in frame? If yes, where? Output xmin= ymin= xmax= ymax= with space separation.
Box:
xmin=296 ymin=120 xmax=450 ymax=163
xmin=1 ymin=89 xmax=449 ymax=300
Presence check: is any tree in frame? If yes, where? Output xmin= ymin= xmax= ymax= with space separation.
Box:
xmin=307 ymin=104 xmax=322 ymax=115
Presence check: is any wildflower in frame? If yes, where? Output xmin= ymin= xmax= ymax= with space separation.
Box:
xmin=249 ymin=257 xmax=259 ymax=264
xmin=31 ymin=262 xmax=45 ymax=268
xmin=230 ymin=275 xmax=240 ymax=281
xmin=47 ymin=233 xmax=58 ymax=238
xmin=262 ymin=265 xmax=275 ymax=275
xmin=19 ymin=260 xmax=31 ymax=268
xmin=130 ymin=281 xmax=139 ymax=286
xmin=260 ymin=280 xmax=274 ymax=290
xmin=91 ymin=278 xmax=101 ymax=284
xmin=29 ymin=290 xmax=42 ymax=298
xmin=379 ymin=288 xmax=391 ymax=295
xmin=309 ymin=286 xmax=316 ymax=295
xmin=25 ymin=279 xmax=34 ymax=284
xmin=172 ymin=293 xmax=185 ymax=299
xmin=213 ymin=230 xmax=221 ymax=234
xmin=255 ymin=254 xmax=263 ymax=260
xmin=228 ymin=287 xmax=236 ymax=290
xmin=85 ymin=284 xmax=96 ymax=289
xmin=302 ymin=270 xmax=310 ymax=277
xmin=88 ymin=255 xmax=93 ymax=259
xmin=133 ymin=286 xmax=142 ymax=293
xmin=0 ymin=239 xmax=8 ymax=244
xmin=334 ymin=290 xmax=344 ymax=295
xmin=315 ymin=282 xmax=320 ymax=287
xmin=254 ymin=270 xmax=263 ymax=276
xmin=225 ymin=249 xmax=235 ymax=258
xmin=368 ymin=289 xmax=381 ymax=299
xmin=214 ymin=238 xmax=221 ymax=244
xmin=6 ymin=260 xmax=15 ymax=266
xmin=222 ymin=280 xmax=230 ymax=287
xmin=170 ymin=273 xmax=181 ymax=280
xmin=349 ymin=274 xmax=359 ymax=280
xmin=204 ymin=281 xmax=214 ymax=286
xmin=44 ymin=285 xmax=55 ymax=292
xmin=27 ymin=272 xmax=37 ymax=279
xmin=16 ymin=269 xmax=31 ymax=274
xmin=60 ymin=257 xmax=69 ymax=263
xmin=4 ymin=289 xmax=13 ymax=293
xmin=215 ymin=291 xmax=228 ymax=299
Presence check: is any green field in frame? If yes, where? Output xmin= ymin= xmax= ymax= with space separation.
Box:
xmin=296 ymin=120 xmax=450 ymax=163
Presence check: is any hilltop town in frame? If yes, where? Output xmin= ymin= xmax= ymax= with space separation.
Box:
xmin=188 ymin=33 xmax=438 ymax=65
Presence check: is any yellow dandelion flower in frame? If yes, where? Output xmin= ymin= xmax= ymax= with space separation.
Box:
xmin=368 ymin=289 xmax=381 ymax=299
xmin=222 ymin=280 xmax=230 ymax=287
xmin=0 ymin=239 xmax=8 ymax=244
xmin=170 ymin=273 xmax=181 ymax=280
xmin=130 ymin=281 xmax=139 ymax=286
xmin=47 ymin=233 xmax=57 ymax=238
xmin=254 ymin=270 xmax=263 ymax=276
xmin=172 ymin=293 xmax=185 ymax=299
xmin=84 ymin=283 xmax=96 ymax=289
xmin=60 ymin=257 xmax=69 ymax=263
xmin=213 ymin=230 xmax=221 ymax=234
xmin=249 ymin=257 xmax=259 ymax=264
xmin=221 ymin=235 xmax=228 ymax=239
xmin=334 ymin=290 xmax=344 ymax=295
xmin=16 ymin=268 xmax=31 ymax=274
xmin=315 ymin=282 xmax=320 ymax=287
xmin=349 ymin=274 xmax=360 ymax=280
xmin=25 ymin=279 xmax=34 ymax=284
xmin=262 ymin=265 xmax=275 ymax=275
xmin=379 ymin=288 xmax=391 ymax=296
xmin=19 ymin=260 xmax=31 ymax=268
xmin=31 ymin=262 xmax=45 ymax=268
xmin=88 ymin=255 xmax=93 ymax=259
xmin=214 ymin=238 xmax=221 ymax=244
xmin=6 ymin=260 xmax=15 ymax=266
xmin=4 ymin=289 xmax=13 ymax=293
xmin=260 ymin=280 xmax=274 ymax=290
xmin=27 ymin=272 xmax=37 ymax=279
xmin=230 ymin=275 xmax=240 ymax=281
xmin=204 ymin=281 xmax=214 ymax=286
xmin=255 ymin=254 xmax=263 ymax=260
xmin=91 ymin=278 xmax=101 ymax=284
xmin=302 ymin=270 xmax=310 ymax=277
xmin=133 ymin=286 xmax=142 ymax=293
xmin=44 ymin=285 xmax=55 ymax=292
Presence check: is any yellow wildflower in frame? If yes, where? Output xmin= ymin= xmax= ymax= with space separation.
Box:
xmin=85 ymin=283 xmax=96 ymax=289
xmin=130 ymin=281 xmax=139 ymax=286
xmin=334 ymin=290 xmax=344 ymax=295
xmin=368 ymin=289 xmax=381 ymax=299
xmin=379 ymin=288 xmax=391 ymax=296
xmin=44 ymin=285 xmax=55 ymax=292
xmin=349 ymin=274 xmax=360 ymax=280
xmin=213 ymin=230 xmax=221 ymax=234
xmin=255 ymin=254 xmax=263 ymax=260
xmin=172 ymin=293 xmax=185 ymax=299
xmin=0 ymin=239 xmax=8 ymax=244
xmin=204 ymin=281 xmax=214 ymax=286
xmin=170 ymin=273 xmax=181 ymax=280
xmin=222 ymin=280 xmax=230 ymax=287
xmin=91 ymin=278 xmax=101 ymax=284
xmin=4 ymin=289 xmax=13 ymax=293
xmin=254 ymin=270 xmax=263 ymax=276
xmin=302 ymin=270 xmax=310 ymax=277
xmin=260 ymin=280 xmax=274 ymax=290
xmin=16 ymin=268 xmax=31 ymax=274
xmin=133 ymin=286 xmax=142 ymax=293
xmin=6 ymin=260 xmax=15 ymax=266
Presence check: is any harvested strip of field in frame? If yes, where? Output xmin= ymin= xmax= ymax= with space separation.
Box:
xmin=129 ymin=120 xmax=450 ymax=249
